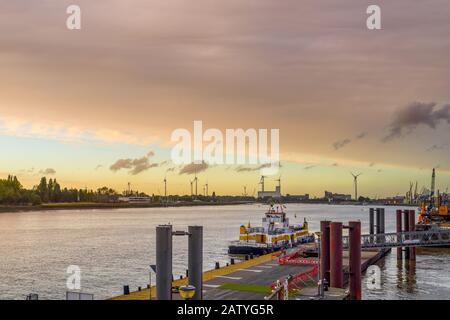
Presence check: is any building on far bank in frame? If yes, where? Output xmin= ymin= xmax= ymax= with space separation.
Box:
xmin=324 ymin=191 xmax=352 ymax=202
xmin=258 ymin=185 xmax=282 ymax=199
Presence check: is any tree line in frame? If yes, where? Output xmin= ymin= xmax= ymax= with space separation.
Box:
xmin=0 ymin=175 xmax=120 ymax=205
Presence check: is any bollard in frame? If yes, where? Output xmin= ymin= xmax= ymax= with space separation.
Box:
xmin=230 ymin=258 xmax=235 ymax=265
xmin=403 ymin=211 xmax=410 ymax=260
xmin=320 ymin=221 xmax=331 ymax=284
xmin=215 ymin=262 xmax=220 ymax=269
xmin=348 ymin=221 xmax=361 ymax=300
xmin=138 ymin=286 xmax=141 ymax=291
xmin=329 ymin=222 xmax=343 ymax=288
xmin=409 ymin=210 xmax=416 ymax=261
xmin=186 ymin=269 xmax=189 ymax=277
xmin=245 ymin=255 xmax=249 ymax=261
xmin=396 ymin=210 xmax=403 ymax=260
xmin=123 ymin=285 xmax=130 ymax=295
xmin=180 ymin=275 xmax=183 ymax=280
xmin=188 ymin=225 xmax=203 ymax=300
xmin=250 ymin=253 xmax=254 ymax=259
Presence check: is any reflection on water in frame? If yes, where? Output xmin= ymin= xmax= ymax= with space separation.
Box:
xmin=0 ymin=204 xmax=449 ymax=300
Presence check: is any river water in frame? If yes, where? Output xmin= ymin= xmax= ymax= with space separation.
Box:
xmin=1 ymin=203 xmax=449 ymax=300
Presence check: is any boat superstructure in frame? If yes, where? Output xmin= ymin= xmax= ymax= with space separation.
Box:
xmin=228 ymin=204 xmax=314 ymax=255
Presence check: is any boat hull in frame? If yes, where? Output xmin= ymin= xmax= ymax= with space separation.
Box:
xmin=228 ymin=235 xmax=315 ymax=255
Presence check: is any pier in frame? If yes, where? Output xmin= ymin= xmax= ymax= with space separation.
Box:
xmin=112 ymin=208 xmax=445 ymax=301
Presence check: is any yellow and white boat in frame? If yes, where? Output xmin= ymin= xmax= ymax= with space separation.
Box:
xmin=228 ymin=204 xmax=314 ymax=255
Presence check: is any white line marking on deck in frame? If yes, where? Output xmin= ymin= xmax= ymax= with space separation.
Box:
xmin=238 ymin=269 xmax=263 ymax=273
xmin=216 ymin=276 xmax=242 ymax=280
xmin=203 ymin=284 xmax=221 ymax=288
xmin=256 ymin=265 xmax=273 ymax=269
xmin=267 ymin=263 xmax=279 ymax=266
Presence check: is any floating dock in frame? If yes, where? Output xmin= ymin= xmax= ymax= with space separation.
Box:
xmin=112 ymin=245 xmax=388 ymax=300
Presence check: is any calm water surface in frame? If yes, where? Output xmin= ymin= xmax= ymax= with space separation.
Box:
xmin=1 ymin=204 xmax=449 ymax=300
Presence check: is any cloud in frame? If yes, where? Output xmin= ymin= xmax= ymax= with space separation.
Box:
xmin=356 ymin=132 xmax=368 ymax=139
xmin=427 ymin=144 xmax=447 ymax=152
xmin=110 ymin=151 xmax=158 ymax=175
xmin=304 ymin=165 xmax=316 ymax=170
xmin=166 ymin=167 xmax=176 ymax=172
xmin=39 ymin=168 xmax=56 ymax=175
xmin=95 ymin=164 xmax=103 ymax=170
xmin=369 ymin=162 xmax=375 ymax=167
xmin=331 ymin=163 xmax=339 ymax=167
xmin=235 ymin=163 xmax=272 ymax=172
xmin=382 ymin=102 xmax=450 ymax=142
xmin=179 ymin=161 xmax=209 ymax=175
xmin=333 ymin=138 xmax=351 ymax=150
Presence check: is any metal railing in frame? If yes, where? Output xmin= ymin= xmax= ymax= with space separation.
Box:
xmin=342 ymin=228 xmax=450 ymax=249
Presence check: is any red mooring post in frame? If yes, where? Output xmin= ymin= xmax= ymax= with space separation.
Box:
xmin=396 ymin=210 xmax=403 ymax=260
xmin=409 ymin=210 xmax=416 ymax=261
xmin=348 ymin=221 xmax=362 ymax=300
xmin=403 ymin=210 xmax=410 ymax=259
xmin=320 ymin=221 xmax=331 ymax=284
xmin=329 ymin=222 xmax=343 ymax=288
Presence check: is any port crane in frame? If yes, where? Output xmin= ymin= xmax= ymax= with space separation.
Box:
xmin=418 ymin=168 xmax=449 ymax=223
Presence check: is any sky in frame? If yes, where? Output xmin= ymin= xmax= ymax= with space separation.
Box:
xmin=1 ymin=0 xmax=450 ymax=197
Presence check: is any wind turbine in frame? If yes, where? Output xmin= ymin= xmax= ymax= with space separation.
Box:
xmin=351 ymin=172 xmax=362 ymax=201
xmin=163 ymin=176 xmax=167 ymax=203
xmin=204 ymin=180 xmax=209 ymax=197
xmin=194 ymin=172 xmax=198 ymax=196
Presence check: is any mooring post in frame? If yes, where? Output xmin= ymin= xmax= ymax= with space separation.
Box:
xmin=188 ymin=225 xmax=203 ymax=300
xmin=348 ymin=221 xmax=361 ymax=300
xmin=156 ymin=225 xmax=173 ymax=300
xmin=329 ymin=222 xmax=343 ymax=288
xmin=369 ymin=208 xmax=375 ymax=243
xmin=403 ymin=211 xmax=410 ymax=260
xmin=409 ymin=210 xmax=416 ymax=261
xmin=380 ymin=208 xmax=385 ymax=235
xmin=375 ymin=208 xmax=381 ymax=243
xmin=320 ymin=221 xmax=331 ymax=284
xmin=396 ymin=209 xmax=403 ymax=260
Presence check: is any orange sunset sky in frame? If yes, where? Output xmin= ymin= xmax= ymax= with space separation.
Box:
xmin=1 ymin=0 xmax=450 ymax=197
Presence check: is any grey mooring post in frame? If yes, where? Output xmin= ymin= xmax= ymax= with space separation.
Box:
xmin=375 ymin=208 xmax=381 ymax=242
xmin=188 ymin=225 xmax=203 ymax=300
xmin=369 ymin=208 xmax=375 ymax=243
xmin=380 ymin=208 xmax=385 ymax=239
xmin=156 ymin=225 xmax=173 ymax=300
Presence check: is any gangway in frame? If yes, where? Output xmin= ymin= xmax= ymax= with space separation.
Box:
xmin=342 ymin=228 xmax=450 ymax=249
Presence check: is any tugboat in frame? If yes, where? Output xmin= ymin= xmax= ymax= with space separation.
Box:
xmin=228 ymin=203 xmax=314 ymax=255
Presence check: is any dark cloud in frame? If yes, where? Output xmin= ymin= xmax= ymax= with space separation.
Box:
xmin=235 ymin=163 xmax=273 ymax=172
xmin=179 ymin=161 xmax=209 ymax=175
xmin=369 ymin=162 xmax=375 ymax=167
xmin=39 ymin=168 xmax=56 ymax=175
xmin=427 ymin=144 xmax=447 ymax=152
xmin=333 ymin=139 xmax=351 ymax=150
xmin=166 ymin=167 xmax=176 ymax=172
xmin=382 ymin=102 xmax=450 ymax=142
xmin=304 ymin=165 xmax=316 ymax=170
xmin=331 ymin=163 xmax=339 ymax=167
xmin=110 ymin=151 xmax=158 ymax=175
xmin=356 ymin=132 xmax=368 ymax=139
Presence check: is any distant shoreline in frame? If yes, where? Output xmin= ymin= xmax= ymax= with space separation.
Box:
xmin=0 ymin=201 xmax=257 ymax=213
xmin=0 ymin=200 xmax=416 ymax=214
